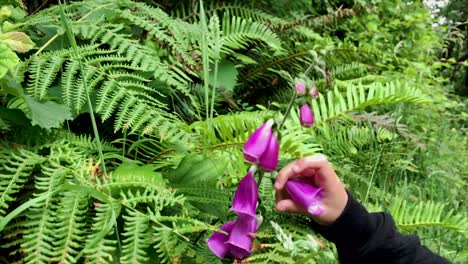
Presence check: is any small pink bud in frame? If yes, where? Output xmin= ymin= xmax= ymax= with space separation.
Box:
xmin=295 ymin=82 xmax=306 ymax=95
xmin=310 ymin=86 xmax=319 ymax=99
xmin=300 ymin=103 xmax=314 ymax=127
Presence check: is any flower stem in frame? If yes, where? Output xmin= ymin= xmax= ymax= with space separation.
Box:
xmin=257 ymin=171 xmax=264 ymax=189
xmin=278 ymin=63 xmax=315 ymax=130
xmin=278 ymin=92 xmax=297 ymax=130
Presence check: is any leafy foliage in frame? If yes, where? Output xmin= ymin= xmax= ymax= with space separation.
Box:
xmin=0 ymin=0 xmax=466 ymax=263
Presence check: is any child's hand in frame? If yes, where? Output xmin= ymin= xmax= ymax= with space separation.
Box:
xmin=274 ymin=154 xmax=348 ymax=226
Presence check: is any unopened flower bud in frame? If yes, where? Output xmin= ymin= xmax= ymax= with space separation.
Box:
xmin=295 ymin=82 xmax=306 ymax=95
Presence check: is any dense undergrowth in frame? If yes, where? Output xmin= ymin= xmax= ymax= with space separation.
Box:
xmin=0 ymin=0 xmax=466 ymax=263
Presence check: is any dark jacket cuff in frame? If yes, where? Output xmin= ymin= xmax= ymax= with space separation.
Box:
xmin=310 ymin=191 xmax=375 ymax=249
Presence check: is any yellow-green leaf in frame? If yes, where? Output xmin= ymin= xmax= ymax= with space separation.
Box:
xmin=0 ymin=43 xmax=19 ymax=78
xmin=0 ymin=31 xmax=34 ymax=53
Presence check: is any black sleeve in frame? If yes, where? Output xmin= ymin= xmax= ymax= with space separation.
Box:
xmin=309 ymin=191 xmax=451 ymax=264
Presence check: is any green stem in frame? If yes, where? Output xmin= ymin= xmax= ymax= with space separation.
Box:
xmin=365 ymin=146 xmax=384 ymax=203
xmin=199 ymin=0 xmax=211 ymax=134
xmin=278 ymin=92 xmax=297 ymax=130
xmin=304 ymin=63 xmax=315 ymax=76
xmin=58 ymin=1 xmax=119 ymax=256
xmin=278 ymin=63 xmax=315 ymax=130
xmin=257 ymin=171 xmax=265 ymax=189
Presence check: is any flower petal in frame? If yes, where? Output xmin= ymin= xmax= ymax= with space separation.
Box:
xmin=300 ymin=103 xmax=314 ymax=127
xmin=225 ymin=214 xmax=257 ymax=257
xmin=285 ymin=178 xmax=324 ymax=215
xmin=244 ymin=120 xmax=274 ymax=163
xmin=229 ymin=245 xmax=251 ymax=260
xmin=230 ymin=170 xmax=258 ymax=217
xmin=259 ymin=133 xmax=279 ymax=172
xmin=207 ymin=221 xmax=236 ymax=259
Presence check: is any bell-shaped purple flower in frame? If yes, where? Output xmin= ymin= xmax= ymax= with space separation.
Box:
xmin=259 ymin=133 xmax=279 ymax=172
xmin=230 ymin=170 xmax=258 ymax=217
xmin=285 ymin=178 xmax=324 ymax=215
xmin=207 ymin=221 xmax=236 ymax=259
xmin=207 ymin=169 xmax=260 ymax=260
xmin=300 ymin=103 xmax=314 ymax=127
xmin=243 ymin=120 xmax=279 ymax=171
xmin=225 ymin=214 xmax=257 ymax=259
xmin=295 ymin=81 xmax=306 ymax=95
xmin=310 ymin=86 xmax=319 ymax=99
xmin=244 ymin=120 xmax=274 ymax=164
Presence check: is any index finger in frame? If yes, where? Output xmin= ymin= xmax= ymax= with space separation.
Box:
xmin=274 ymin=154 xmax=333 ymax=190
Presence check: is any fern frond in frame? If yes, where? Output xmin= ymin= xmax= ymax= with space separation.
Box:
xmin=118 ymin=2 xmax=196 ymax=66
xmin=390 ymin=199 xmax=468 ymax=236
xmin=26 ymin=55 xmax=64 ymax=99
xmin=21 ymin=163 xmax=67 ymax=264
xmin=120 ymin=208 xmax=151 ymax=264
xmin=119 ymin=187 xmax=185 ymax=212
xmin=246 ymin=251 xmax=295 ymax=264
xmin=153 ymin=227 xmax=180 ymax=263
xmin=175 ymin=1 xmax=289 ymax=28
xmin=307 ymin=81 xmax=429 ymax=127
xmin=239 ymin=49 xmax=314 ymax=85
xmin=52 ymin=191 xmax=89 ymax=263
xmin=221 ymin=15 xmax=282 ymax=53
xmin=0 ymin=149 xmax=45 ymax=216
xmin=151 ymin=215 xmax=213 ymax=263
xmin=176 ymin=184 xmax=230 ymax=208
xmin=190 ymin=110 xmax=269 ymax=146
xmin=316 ymin=123 xmax=396 ymax=155
xmin=84 ymin=203 xmax=117 ymax=264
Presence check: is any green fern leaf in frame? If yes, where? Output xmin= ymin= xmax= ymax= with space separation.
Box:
xmin=390 ymin=199 xmax=468 ymax=236
xmin=52 ymin=191 xmax=89 ymax=263
xmin=21 ymin=164 xmax=67 ymax=264
xmin=120 ymin=209 xmax=151 ymax=264
xmin=0 ymin=149 xmax=45 ymax=216
xmin=84 ymin=203 xmax=117 ymax=264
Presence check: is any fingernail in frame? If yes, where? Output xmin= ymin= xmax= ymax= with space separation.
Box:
xmin=274 ymin=182 xmax=281 ymax=190
xmin=292 ymin=166 xmax=299 ymax=173
xmin=304 ymin=154 xmax=327 ymax=162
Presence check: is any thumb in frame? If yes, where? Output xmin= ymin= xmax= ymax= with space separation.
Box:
xmin=276 ymin=199 xmax=303 ymax=213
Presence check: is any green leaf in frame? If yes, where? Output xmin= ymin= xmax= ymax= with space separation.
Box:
xmin=209 ymin=59 xmax=238 ymax=92
xmin=23 ymin=95 xmax=72 ymax=128
xmin=0 ymin=31 xmax=35 ymax=53
xmin=112 ymin=162 xmax=165 ymax=188
xmin=170 ymin=154 xmax=227 ymax=186
xmin=0 ymin=43 xmax=19 ymax=79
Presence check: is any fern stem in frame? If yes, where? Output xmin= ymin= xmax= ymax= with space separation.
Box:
xmin=210 ymin=17 xmax=221 ymax=123
xmin=199 ymin=0 xmax=211 ymax=134
xmin=57 ymin=2 xmax=122 ymax=258
xmin=364 ymin=146 xmax=384 ymax=203
xmin=122 ymin=128 xmax=127 ymax=156
xmin=34 ymin=34 xmax=59 ymax=56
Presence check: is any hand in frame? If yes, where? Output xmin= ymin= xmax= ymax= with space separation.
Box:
xmin=274 ymin=154 xmax=348 ymax=226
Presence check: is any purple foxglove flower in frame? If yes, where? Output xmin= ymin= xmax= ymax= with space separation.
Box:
xmin=285 ymin=178 xmax=324 ymax=215
xmin=300 ymin=103 xmax=314 ymax=127
xmin=243 ymin=120 xmax=276 ymax=165
xmin=258 ymin=133 xmax=279 ymax=172
xmin=295 ymin=81 xmax=306 ymax=95
xmin=225 ymin=214 xmax=257 ymax=259
xmin=208 ymin=169 xmax=260 ymax=260
xmin=207 ymin=221 xmax=236 ymax=259
xmin=230 ymin=170 xmax=258 ymax=217
xmin=310 ymin=86 xmax=319 ymax=99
